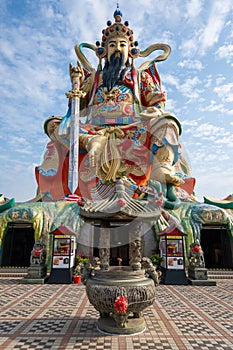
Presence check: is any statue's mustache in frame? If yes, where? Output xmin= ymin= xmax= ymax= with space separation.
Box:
xmin=103 ymin=53 xmax=129 ymax=92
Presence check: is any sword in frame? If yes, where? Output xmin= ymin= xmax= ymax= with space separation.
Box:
xmin=66 ymin=62 xmax=85 ymax=194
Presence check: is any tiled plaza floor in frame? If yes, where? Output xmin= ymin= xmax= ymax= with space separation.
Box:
xmin=0 ymin=278 xmax=232 ymax=349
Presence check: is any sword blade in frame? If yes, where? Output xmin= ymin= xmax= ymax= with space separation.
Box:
xmin=68 ymin=97 xmax=80 ymax=194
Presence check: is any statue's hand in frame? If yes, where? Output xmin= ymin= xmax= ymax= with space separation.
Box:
xmin=86 ymin=135 xmax=107 ymax=167
xmin=80 ymin=74 xmax=94 ymax=94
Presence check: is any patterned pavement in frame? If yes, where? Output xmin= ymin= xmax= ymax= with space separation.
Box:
xmin=0 ymin=278 xmax=232 ymax=349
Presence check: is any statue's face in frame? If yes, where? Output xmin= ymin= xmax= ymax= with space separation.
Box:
xmin=107 ymin=38 xmax=129 ymax=63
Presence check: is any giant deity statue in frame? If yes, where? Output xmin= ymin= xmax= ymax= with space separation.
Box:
xmin=36 ymin=8 xmax=193 ymax=205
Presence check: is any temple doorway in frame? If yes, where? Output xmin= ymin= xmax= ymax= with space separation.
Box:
xmin=92 ymin=222 xmax=130 ymax=266
xmin=1 ymin=222 xmax=35 ymax=267
xmin=201 ymin=226 xmax=233 ymax=269
xmin=110 ymin=244 xmax=129 ymax=266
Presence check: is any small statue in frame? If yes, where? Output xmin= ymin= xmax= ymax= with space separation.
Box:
xmin=117 ymin=257 xmax=122 ymax=266
xmin=82 ymin=257 xmax=100 ymax=285
xmin=141 ymin=256 xmax=161 ymax=286
xmin=99 ymin=248 xmax=110 ymax=270
xmin=30 ymin=239 xmax=46 ymax=266
xmin=130 ymin=239 xmax=142 ymax=270
xmin=188 ymin=239 xmax=205 ymax=268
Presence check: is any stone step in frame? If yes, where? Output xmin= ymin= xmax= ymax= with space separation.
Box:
xmin=207 ymin=270 xmax=233 ymax=279
xmin=0 ymin=268 xmax=28 ymax=277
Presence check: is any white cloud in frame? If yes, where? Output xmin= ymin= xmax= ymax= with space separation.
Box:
xmin=199 ymin=0 xmax=233 ymax=54
xmin=193 ymin=168 xmax=233 ymax=201
xmin=182 ymin=120 xmax=199 ymax=127
xmin=199 ymin=100 xmax=225 ymax=113
xmin=179 ymin=38 xmax=197 ymax=58
xmin=204 ymin=76 xmax=212 ymax=88
xmin=215 ymin=75 xmax=226 ymax=85
xmin=164 ymin=98 xmax=177 ymax=112
xmin=216 ymin=44 xmax=233 ymax=63
xmin=180 ymin=76 xmax=202 ymax=99
xmin=216 ymin=44 xmax=233 ymax=58
xmin=214 ymin=83 xmax=233 ymax=103
xmin=9 ymin=136 xmax=29 ymax=146
xmin=215 ymin=136 xmax=233 ymax=147
xmin=178 ymin=59 xmax=204 ymax=70
xmin=181 ymin=1 xmax=233 ymax=58
xmin=194 ymin=122 xmax=227 ymax=139
xmin=161 ymin=74 xmax=180 ymax=89
xmin=185 ymin=0 xmax=203 ymax=19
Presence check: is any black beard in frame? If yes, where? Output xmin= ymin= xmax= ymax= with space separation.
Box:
xmin=102 ymin=52 xmax=131 ymax=92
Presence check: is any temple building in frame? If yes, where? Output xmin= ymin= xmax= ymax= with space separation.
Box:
xmin=0 ymin=193 xmax=232 ymax=271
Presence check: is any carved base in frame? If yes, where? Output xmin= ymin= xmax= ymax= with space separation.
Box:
xmin=188 ymin=267 xmax=208 ymax=280
xmin=27 ymin=265 xmax=47 ymax=279
xmin=20 ymin=276 xmax=48 ymax=284
xmin=97 ymin=315 xmax=145 ymax=335
xmin=188 ymin=278 xmax=216 ymax=286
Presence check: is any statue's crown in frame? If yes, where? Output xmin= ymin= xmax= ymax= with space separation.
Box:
xmin=102 ymin=9 xmax=134 ymax=44
xmin=95 ymin=8 xmax=139 ymax=59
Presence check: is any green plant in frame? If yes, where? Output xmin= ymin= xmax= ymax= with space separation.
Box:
xmin=150 ymin=253 xmax=163 ymax=269
xmin=76 ymin=254 xmax=90 ymax=265
xmin=74 ymin=254 xmax=90 ymax=276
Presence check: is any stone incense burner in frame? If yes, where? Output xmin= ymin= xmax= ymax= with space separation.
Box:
xmin=80 ymin=179 xmax=162 ymax=334
xmin=82 ymin=219 xmax=160 ymax=335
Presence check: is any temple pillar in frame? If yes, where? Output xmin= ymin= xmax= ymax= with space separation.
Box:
xmin=129 ymin=221 xmax=142 ymax=271
xmin=99 ymin=220 xmax=110 ymax=270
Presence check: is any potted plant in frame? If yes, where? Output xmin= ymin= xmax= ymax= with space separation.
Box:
xmin=150 ymin=253 xmax=163 ymax=271
xmin=73 ymin=254 xmax=90 ymax=283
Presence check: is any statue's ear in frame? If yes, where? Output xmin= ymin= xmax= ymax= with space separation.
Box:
xmin=129 ymin=47 xmax=140 ymax=59
xmin=95 ymin=46 xmax=107 ymax=60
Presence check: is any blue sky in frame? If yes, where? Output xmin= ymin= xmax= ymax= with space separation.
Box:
xmin=0 ymin=0 xmax=233 ymax=202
